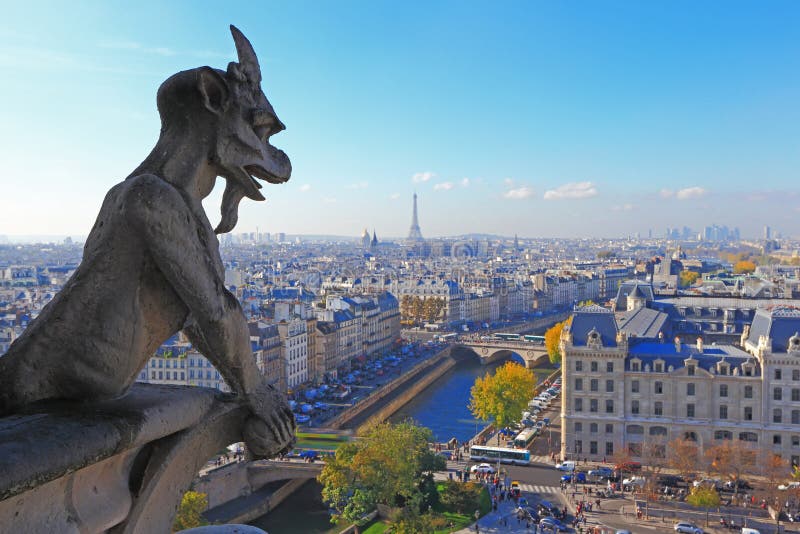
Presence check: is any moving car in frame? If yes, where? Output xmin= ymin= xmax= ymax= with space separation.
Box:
xmin=561 ymin=472 xmax=587 ymax=483
xmin=674 ymin=521 xmax=703 ymax=534
xmin=555 ymin=461 xmax=576 ymax=472
xmin=470 ymin=463 xmax=496 ymax=474
xmin=622 ymin=476 xmax=645 ymax=488
xmin=509 ymin=480 xmax=522 ymax=498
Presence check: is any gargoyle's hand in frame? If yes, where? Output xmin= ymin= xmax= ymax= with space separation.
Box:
xmin=243 ymin=382 xmax=296 ymax=459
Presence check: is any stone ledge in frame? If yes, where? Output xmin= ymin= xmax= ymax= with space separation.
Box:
xmin=0 ymin=383 xmax=248 ymax=533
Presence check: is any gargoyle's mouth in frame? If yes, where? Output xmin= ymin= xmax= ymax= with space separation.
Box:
xmin=246 ymin=143 xmax=292 ymax=185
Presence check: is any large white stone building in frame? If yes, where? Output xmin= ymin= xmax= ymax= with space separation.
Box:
xmin=560 ymin=305 xmax=800 ymax=467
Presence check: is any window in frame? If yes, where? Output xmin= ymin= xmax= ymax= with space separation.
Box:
xmin=575 ymin=378 xmax=583 ymax=391
xmin=631 ymin=400 xmax=640 ymax=414
xmin=744 ymin=386 xmax=753 ymax=399
xmin=606 ymin=380 xmax=614 ymax=392
xmin=575 ymin=360 xmax=583 ymax=372
xmin=775 ymin=409 xmax=783 ymax=424
xmin=793 ymin=389 xmax=800 ymax=402
xmin=719 ymin=405 xmax=728 ymax=419
xmin=687 ymin=365 xmax=695 ymax=376
xmin=775 ymin=387 xmax=783 ymax=401
xmin=720 ymin=384 xmax=728 ymax=397
xmin=591 ymin=361 xmax=599 ymax=372
xmin=605 ymin=424 xmax=614 ymax=434
xmin=655 ymin=362 xmax=663 ymax=372
xmin=606 ymin=399 xmax=614 ymax=413
xmin=744 ymin=406 xmax=753 ymax=421
xmin=631 ymin=362 xmax=640 ymax=372
xmin=654 ymin=402 xmax=663 ymax=416
xmin=739 ymin=432 xmax=758 ymax=442
xmin=794 ymin=410 xmax=800 ymax=425
xmin=774 ymin=435 xmax=782 ymax=445
xmin=794 ymin=370 xmax=800 ymax=381
xmin=776 ymin=368 xmax=783 ymax=380
xmin=606 ymin=442 xmax=614 ymax=455
xmin=714 ymin=430 xmax=732 ymax=440
xmin=687 ymin=404 xmax=695 ymax=418
xmin=650 ymin=426 xmax=668 ymax=436
xmin=150 ymin=371 xmax=156 ymax=380
xmin=607 ymin=362 xmax=614 ymax=373
xmin=575 ymin=440 xmax=583 ymax=454
xmin=628 ymin=443 xmax=643 ymax=456
xmin=687 ymin=383 xmax=695 ymax=396
xmin=590 ymin=423 xmax=598 ymax=434
xmin=590 ymin=379 xmax=599 ymax=392
xmin=655 ymin=381 xmax=663 ymax=394
xmin=590 ymin=441 xmax=598 ymax=454
xmin=793 ymin=436 xmax=800 ymax=447
xmin=158 ymin=371 xmax=163 ymax=380
xmin=575 ymin=398 xmax=583 ymax=412
xmin=631 ymin=380 xmax=640 ymax=393
xmin=627 ymin=425 xmax=644 ymax=434
xmin=574 ymin=422 xmax=583 ymax=432
xmin=590 ymin=399 xmax=599 ymax=413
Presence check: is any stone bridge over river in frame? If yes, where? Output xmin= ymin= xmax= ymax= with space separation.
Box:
xmin=451 ymin=340 xmax=551 ymax=368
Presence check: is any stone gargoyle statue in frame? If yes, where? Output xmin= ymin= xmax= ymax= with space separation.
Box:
xmin=0 ymin=25 xmax=295 ymax=459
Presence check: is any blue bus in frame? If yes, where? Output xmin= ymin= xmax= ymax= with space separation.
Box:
xmin=470 ymin=444 xmax=531 ymax=465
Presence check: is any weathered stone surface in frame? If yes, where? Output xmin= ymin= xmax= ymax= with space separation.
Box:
xmin=0 ymin=383 xmax=249 ymax=533
xmin=181 ymin=525 xmax=267 ymax=533
xmin=0 ymin=25 xmax=295 ymax=461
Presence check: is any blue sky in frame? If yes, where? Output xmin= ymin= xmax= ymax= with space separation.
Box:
xmin=0 ymin=1 xmax=798 ymax=239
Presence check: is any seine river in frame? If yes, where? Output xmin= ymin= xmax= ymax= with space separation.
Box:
xmin=251 ymin=356 xmax=553 ymax=533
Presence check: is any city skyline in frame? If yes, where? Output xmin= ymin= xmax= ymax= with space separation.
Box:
xmin=1 ymin=1 xmax=799 ymax=239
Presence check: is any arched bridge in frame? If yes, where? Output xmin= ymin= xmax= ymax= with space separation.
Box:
xmin=248 ymin=460 xmax=323 ymax=486
xmin=452 ymin=340 xmax=550 ymax=368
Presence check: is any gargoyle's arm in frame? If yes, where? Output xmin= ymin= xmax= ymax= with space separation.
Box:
xmin=123 ymin=175 xmax=261 ymax=397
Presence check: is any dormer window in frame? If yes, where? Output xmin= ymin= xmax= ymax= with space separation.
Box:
xmin=631 ymin=360 xmax=641 ymax=372
xmin=687 ymin=365 xmax=696 ymax=376
xmin=789 ymin=334 xmax=800 ymax=354
xmin=655 ymin=362 xmax=664 ymax=373
xmin=587 ymin=328 xmax=603 ymax=348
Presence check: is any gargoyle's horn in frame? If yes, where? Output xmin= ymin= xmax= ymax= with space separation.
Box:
xmin=230 ymin=25 xmax=261 ymax=86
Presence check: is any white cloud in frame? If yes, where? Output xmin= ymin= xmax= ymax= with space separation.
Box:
xmin=298 ymin=184 xmax=312 ymax=192
xmin=345 ymin=181 xmax=368 ymax=190
xmin=503 ymin=186 xmax=534 ymax=200
xmin=503 ymin=178 xmax=515 ymax=187
xmin=389 ymin=193 xmax=400 ymax=200
xmin=543 ymin=181 xmax=598 ymax=200
xmin=611 ymin=204 xmax=634 ymax=212
xmin=659 ymin=189 xmax=674 ymax=198
xmin=676 ymin=186 xmax=708 ymax=200
xmin=461 ymin=178 xmax=470 ymax=187
xmin=412 ymin=171 xmax=435 ymax=183
xmin=434 ymin=182 xmax=455 ymax=191
xmin=322 ymin=197 xmax=337 ymax=204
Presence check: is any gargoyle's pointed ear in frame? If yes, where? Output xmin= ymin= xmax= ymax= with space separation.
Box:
xmin=198 ymin=67 xmax=229 ymax=115
xmin=230 ymin=25 xmax=262 ymax=86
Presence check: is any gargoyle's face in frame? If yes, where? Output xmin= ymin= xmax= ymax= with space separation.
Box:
xmin=212 ymin=76 xmax=292 ymax=202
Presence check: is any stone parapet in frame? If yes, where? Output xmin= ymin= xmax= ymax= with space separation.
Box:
xmin=0 ymin=383 xmax=249 ymax=533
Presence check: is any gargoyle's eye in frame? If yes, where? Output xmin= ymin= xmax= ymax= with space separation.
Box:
xmin=252 ymin=109 xmax=278 ymax=141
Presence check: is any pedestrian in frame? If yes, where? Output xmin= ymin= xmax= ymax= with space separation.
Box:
xmin=595 ymin=498 xmax=600 ymax=509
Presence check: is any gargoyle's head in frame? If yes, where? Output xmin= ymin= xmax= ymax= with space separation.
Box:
xmin=156 ymin=25 xmax=291 ymax=233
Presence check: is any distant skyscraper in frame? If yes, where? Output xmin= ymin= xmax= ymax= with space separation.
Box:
xmin=764 ymin=225 xmax=771 ymax=240
xmin=407 ymin=193 xmax=424 ymax=242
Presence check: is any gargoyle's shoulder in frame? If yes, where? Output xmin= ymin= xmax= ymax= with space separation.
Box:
xmin=118 ymin=174 xmax=188 ymax=221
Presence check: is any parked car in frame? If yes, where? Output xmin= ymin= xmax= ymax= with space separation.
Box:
xmin=693 ymin=478 xmax=722 ymax=489
xmin=674 ymin=521 xmax=703 ymax=534
xmin=658 ymin=475 xmax=686 ymax=487
xmin=589 ymin=467 xmax=615 ymax=478
xmin=555 ymin=461 xmax=576 ymax=472
xmin=778 ymin=481 xmax=800 ymax=491
xmin=537 ymin=501 xmax=563 ymax=519
xmin=509 ymin=480 xmax=522 ymax=498
xmin=622 ymin=476 xmax=645 ymax=488
xmin=723 ymin=479 xmax=751 ymax=490
xmin=538 ymin=517 xmax=568 ymax=532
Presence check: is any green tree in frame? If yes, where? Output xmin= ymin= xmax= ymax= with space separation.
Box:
xmin=318 ymin=421 xmax=445 ymax=527
xmin=544 ymin=318 xmax=571 ymax=364
xmin=469 ymin=362 xmax=536 ymax=440
xmin=734 ymin=260 xmax=757 ymax=274
xmin=172 ymin=490 xmax=209 ymax=532
xmin=686 ymin=485 xmax=721 ymax=526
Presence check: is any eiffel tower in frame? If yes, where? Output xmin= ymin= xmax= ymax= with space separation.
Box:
xmin=407 ymin=193 xmax=424 ymax=242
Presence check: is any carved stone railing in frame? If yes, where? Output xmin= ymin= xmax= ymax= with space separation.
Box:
xmin=0 ymin=383 xmax=249 ymax=533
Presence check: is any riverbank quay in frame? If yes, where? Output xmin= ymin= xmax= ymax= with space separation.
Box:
xmin=200 ymin=348 xmax=457 ymax=524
